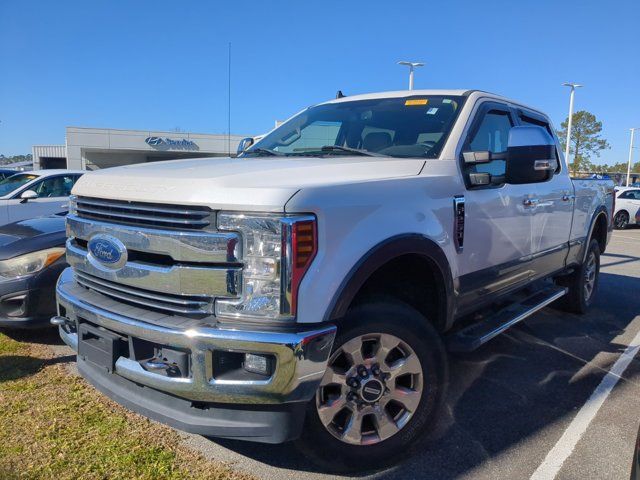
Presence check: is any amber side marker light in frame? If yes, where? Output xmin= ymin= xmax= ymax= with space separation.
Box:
xmin=290 ymin=220 xmax=317 ymax=314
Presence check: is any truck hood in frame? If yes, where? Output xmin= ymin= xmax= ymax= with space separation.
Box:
xmin=73 ymin=156 xmax=425 ymax=211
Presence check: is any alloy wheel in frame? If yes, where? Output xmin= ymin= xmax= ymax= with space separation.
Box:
xmin=315 ymin=333 xmax=423 ymax=446
xmin=614 ymin=212 xmax=629 ymax=229
xmin=583 ymin=251 xmax=597 ymax=301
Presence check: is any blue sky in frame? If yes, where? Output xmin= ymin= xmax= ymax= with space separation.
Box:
xmin=1 ymin=0 xmax=638 ymax=165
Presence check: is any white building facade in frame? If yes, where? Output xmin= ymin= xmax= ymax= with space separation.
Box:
xmin=33 ymin=127 xmax=245 ymax=170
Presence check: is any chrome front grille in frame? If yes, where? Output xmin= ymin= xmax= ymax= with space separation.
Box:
xmin=73 ymin=196 xmax=213 ymax=230
xmin=66 ymin=211 xmax=242 ymax=319
xmin=75 ymin=271 xmax=213 ymax=316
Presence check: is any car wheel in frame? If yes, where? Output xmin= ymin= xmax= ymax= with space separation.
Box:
xmin=556 ymin=238 xmax=601 ymax=314
xmin=296 ymin=301 xmax=448 ymax=472
xmin=614 ymin=211 xmax=629 ymax=229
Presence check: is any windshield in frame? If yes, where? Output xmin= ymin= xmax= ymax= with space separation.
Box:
xmin=0 ymin=174 xmax=38 ymax=197
xmin=244 ymin=95 xmax=464 ymax=159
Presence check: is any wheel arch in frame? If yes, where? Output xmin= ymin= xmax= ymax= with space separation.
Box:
xmin=585 ymin=207 xmax=609 ymax=258
xmin=323 ymin=234 xmax=455 ymax=332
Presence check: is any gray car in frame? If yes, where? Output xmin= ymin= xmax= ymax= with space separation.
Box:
xmin=0 ymin=214 xmax=67 ymax=328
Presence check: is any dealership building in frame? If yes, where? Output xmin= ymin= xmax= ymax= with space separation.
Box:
xmin=32 ymin=127 xmax=246 ymax=170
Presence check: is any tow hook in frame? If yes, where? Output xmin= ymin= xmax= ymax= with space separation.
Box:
xmin=50 ymin=316 xmax=72 ymax=326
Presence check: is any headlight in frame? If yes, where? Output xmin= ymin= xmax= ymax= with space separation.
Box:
xmin=68 ymin=195 xmax=77 ymax=215
xmin=0 ymin=247 xmax=66 ymax=280
xmin=216 ymin=212 xmax=317 ymax=323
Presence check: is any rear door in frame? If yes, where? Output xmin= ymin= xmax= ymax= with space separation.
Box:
xmin=517 ymin=109 xmax=574 ymax=276
xmin=7 ymin=174 xmax=79 ymax=223
xmin=456 ymin=101 xmax=536 ymax=310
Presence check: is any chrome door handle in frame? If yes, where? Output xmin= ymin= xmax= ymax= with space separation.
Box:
xmin=523 ymin=198 xmax=539 ymax=207
xmin=561 ymin=194 xmax=575 ymax=202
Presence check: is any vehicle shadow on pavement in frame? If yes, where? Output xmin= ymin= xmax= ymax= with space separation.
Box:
xmin=602 ymin=252 xmax=639 ymax=268
xmin=206 ymin=271 xmax=640 ymax=478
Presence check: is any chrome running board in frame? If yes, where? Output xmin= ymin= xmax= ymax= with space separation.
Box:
xmin=447 ymin=285 xmax=568 ymax=352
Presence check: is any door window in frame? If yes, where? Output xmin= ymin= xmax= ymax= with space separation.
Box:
xmin=466 ymin=108 xmax=513 ymax=179
xmin=31 ymin=175 xmax=77 ymax=198
xmin=469 ymin=110 xmax=512 ymax=154
xmin=619 ymin=190 xmax=640 ymax=200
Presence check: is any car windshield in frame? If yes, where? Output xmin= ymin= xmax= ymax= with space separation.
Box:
xmin=244 ymin=95 xmax=465 ymax=159
xmin=0 ymin=174 xmax=38 ymax=197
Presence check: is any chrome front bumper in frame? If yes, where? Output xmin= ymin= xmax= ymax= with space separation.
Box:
xmin=56 ymin=268 xmax=336 ymax=405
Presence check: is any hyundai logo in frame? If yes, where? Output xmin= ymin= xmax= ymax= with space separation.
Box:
xmin=87 ymin=234 xmax=127 ymax=270
xmin=145 ymin=136 xmax=198 ymax=150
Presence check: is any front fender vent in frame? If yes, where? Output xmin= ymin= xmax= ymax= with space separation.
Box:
xmin=454 ymin=195 xmax=465 ymax=253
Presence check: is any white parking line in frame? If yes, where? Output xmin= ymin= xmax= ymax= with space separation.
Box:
xmin=530 ymin=328 xmax=640 ymax=480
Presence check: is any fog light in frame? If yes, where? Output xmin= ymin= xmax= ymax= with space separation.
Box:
xmin=243 ymin=353 xmax=273 ymax=376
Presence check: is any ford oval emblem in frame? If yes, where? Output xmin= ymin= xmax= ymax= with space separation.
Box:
xmin=87 ymin=234 xmax=127 ymax=269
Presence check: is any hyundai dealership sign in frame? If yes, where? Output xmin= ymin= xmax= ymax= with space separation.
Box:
xmin=145 ymin=136 xmax=199 ymax=150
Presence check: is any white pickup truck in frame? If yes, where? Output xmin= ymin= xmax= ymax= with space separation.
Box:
xmin=53 ymin=90 xmax=614 ymax=470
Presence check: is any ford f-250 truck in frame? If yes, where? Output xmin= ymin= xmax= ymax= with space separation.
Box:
xmin=52 ymin=89 xmax=614 ymax=470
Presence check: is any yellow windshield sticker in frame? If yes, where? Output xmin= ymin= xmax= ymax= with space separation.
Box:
xmin=405 ymin=99 xmax=428 ymax=106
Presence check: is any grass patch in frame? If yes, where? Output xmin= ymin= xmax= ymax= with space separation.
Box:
xmin=0 ymin=330 xmax=253 ymax=480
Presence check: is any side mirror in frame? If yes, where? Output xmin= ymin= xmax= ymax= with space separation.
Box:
xmin=20 ymin=190 xmax=38 ymax=202
xmin=237 ymin=137 xmax=254 ymax=155
xmin=505 ymin=126 xmax=558 ymax=184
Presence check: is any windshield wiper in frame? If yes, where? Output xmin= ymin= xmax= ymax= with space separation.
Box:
xmin=320 ymin=145 xmax=382 ymax=157
xmin=244 ymin=147 xmax=282 ymax=157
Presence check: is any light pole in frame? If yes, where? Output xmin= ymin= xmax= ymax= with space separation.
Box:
xmin=398 ymin=61 xmax=424 ymax=90
xmin=562 ymin=82 xmax=583 ymax=172
xmin=626 ymin=128 xmax=639 ymax=186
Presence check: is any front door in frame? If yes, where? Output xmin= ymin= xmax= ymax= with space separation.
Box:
xmin=457 ymin=102 xmax=536 ymax=310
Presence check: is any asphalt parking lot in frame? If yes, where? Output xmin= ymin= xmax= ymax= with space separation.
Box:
xmin=183 ymin=227 xmax=640 ymax=480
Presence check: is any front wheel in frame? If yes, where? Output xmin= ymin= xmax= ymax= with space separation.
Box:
xmin=296 ymin=301 xmax=448 ymax=472
xmin=614 ymin=211 xmax=629 ymax=230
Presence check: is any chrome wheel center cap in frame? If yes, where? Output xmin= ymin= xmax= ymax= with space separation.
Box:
xmin=359 ymin=378 xmax=384 ymax=403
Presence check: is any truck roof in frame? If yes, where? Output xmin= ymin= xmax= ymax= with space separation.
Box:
xmin=322 ymin=89 xmax=545 ymax=118
xmin=324 ymin=89 xmax=471 ymax=104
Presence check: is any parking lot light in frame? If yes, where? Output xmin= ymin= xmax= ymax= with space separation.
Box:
xmin=562 ymin=82 xmax=583 ymax=170
xmin=626 ymin=128 xmax=639 ymax=187
xmin=398 ymin=61 xmax=424 ymax=90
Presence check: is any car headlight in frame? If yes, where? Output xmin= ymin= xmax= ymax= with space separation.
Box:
xmin=0 ymin=247 xmax=66 ymax=280
xmin=68 ymin=195 xmax=77 ymax=216
xmin=216 ymin=212 xmax=317 ymax=323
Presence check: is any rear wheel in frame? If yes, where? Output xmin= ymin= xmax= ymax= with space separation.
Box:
xmin=556 ymin=238 xmax=601 ymax=314
xmin=614 ymin=211 xmax=629 ymax=229
xmin=296 ymin=301 xmax=448 ymax=472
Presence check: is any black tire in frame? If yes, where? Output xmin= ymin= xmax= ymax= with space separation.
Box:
xmin=614 ymin=211 xmax=629 ymax=230
xmin=295 ymin=301 xmax=448 ymax=472
xmin=556 ymin=239 xmax=601 ymax=314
